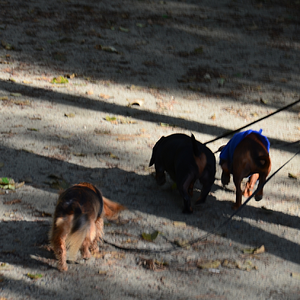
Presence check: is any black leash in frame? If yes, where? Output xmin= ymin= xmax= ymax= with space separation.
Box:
xmin=204 ymin=98 xmax=300 ymax=145
xmin=189 ymin=148 xmax=300 ymax=245
xmin=105 ymin=147 xmax=300 ymax=254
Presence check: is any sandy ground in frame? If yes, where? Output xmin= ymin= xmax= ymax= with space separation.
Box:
xmin=0 ymin=0 xmax=300 ymax=299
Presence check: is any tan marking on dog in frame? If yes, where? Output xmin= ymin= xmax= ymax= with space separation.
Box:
xmin=194 ymin=152 xmax=207 ymax=175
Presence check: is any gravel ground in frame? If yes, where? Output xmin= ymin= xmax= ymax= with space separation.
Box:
xmin=0 ymin=0 xmax=300 ymax=299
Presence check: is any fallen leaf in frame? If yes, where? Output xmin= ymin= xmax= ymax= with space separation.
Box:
xmin=0 ymin=177 xmax=15 ymax=190
xmin=210 ymin=114 xmax=216 ymax=120
xmin=10 ymin=93 xmax=22 ymax=97
xmin=198 ymin=260 xmax=221 ymax=269
xmin=72 ymin=151 xmax=86 ymax=157
xmin=138 ymin=257 xmax=168 ymax=271
xmin=119 ymin=26 xmax=129 ymax=32
xmin=291 ymin=272 xmax=300 ymax=280
xmin=86 ymin=90 xmax=94 ymax=95
xmin=65 ymin=73 xmax=76 ymax=79
xmin=14 ymin=100 xmax=31 ymax=106
xmin=142 ymin=231 xmax=159 ymax=242
xmin=98 ymin=270 xmax=107 ymax=275
xmin=3 ymin=199 xmax=21 ymax=205
xmin=253 ymin=245 xmax=265 ymax=254
xmin=104 ymin=116 xmax=118 ymax=124
xmin=193 ymin=47 xmax=203 ymax=54
xmin=95 ymin=45 xmax=118 ymax=53
xmin=26 ymin=273 xmax=43 ymax=280
xmin=260 ymin=98 xmax=268 ymax=105
xmin=64 ymin=113 xmax=75 ymax=118
xmin=94 ymin=129 xmax=111 ymax=135
xmin=99 ymin=93 xmax=113 ymax=100
xmin=51 ymin=76 xmax=69 ymax=84
xmin=1 ymin=40 xmax=13 ymax=50
xmin=0 ymin=96 xmax=8 ymax=100
xmin=109 ymin=153 xmax=119 ymax=160
xmin=173 ymin=221 xmax=186 ymax=227
xmin=127 ymin=98 xmax=144 ymax=107
xmin=218 ymin=78 xmax=225 ymax=87
xmin=118 ymin=117 xmax=137 ymax=124
xmin=174 ymin=239 xmax=190 ymax=248
xmin=27 ymin=128 xmax=38 ymax=131
xmin=288 ymin=173 xmax=298 ymax=180
xmin=159 ymin=122 xmax=176 ymax=127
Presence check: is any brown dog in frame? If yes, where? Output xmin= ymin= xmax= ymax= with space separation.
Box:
xmin=219 ymin=130 xmax=271 ymax=209
xmin=49 ymin=182 xmax=125 ymax=271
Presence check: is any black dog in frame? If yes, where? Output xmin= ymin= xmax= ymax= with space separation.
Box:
xmin=149 ymin=133 xmax=216 ymax=213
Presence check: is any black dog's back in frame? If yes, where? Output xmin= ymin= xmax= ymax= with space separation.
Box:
xmin=149 ymin=133 xmax=216 ymax=213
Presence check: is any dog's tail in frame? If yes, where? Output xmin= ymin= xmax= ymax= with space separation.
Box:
xmin=103 ymin=197 xmax=126 ymax=220
xmin=149 ymin=136 xmax=165 ymax=166
xmin=191 ymin=134 xmax=205 ymax=157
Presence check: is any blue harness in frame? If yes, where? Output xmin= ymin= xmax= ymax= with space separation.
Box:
xmin=220 ymin=129 xmax=270 ymax=168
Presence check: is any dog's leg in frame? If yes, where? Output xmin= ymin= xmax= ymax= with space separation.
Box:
xmin=51 ymin=216 xmax=73 ymax=272
xmin=188 ymin=181 xmax=194 ymax=196
xmin=243 ymin=173 xmax=259 ymax=198
xmin=232 ymin=174 xmax=243 ymax=210
xmin=179 ymin=175 xmax=194 ymax=214
xmin=90 ymin=217 xmax=104 ymax=254
xmin=255 ymin=173 xmax=266 ymax=201
xmin=80 ymin=221 xmax=97 ymax=259
xmin=220 ymin=161 xmax=230 ymax=186
xmin=195 ymin=176 xmax=214 ymax=206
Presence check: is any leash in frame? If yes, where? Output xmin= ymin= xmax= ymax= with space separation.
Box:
xmin=204 ymin=98 xmax=300 ymax=145
xmin=104 ymin=148 xmax=299 ymax=253
xmin=189 ymin=148 xmax=300 ymax=245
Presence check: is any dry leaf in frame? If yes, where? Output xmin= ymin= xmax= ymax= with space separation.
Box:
xmin=210 ymin=114 xmax=216 ymax=120
xmin=51 ymin=76 xmax=68 ymax=84
xmin=26 ymin=273 xmax=43 ymax=280
xmin=198 ymin=260 xmax=221 ymax=269
xmin=291 ymin=272 xmax=300 ymax=280
xmin=174 ymin=239 xmax=190 ymax=248
xmin=10 ymin=93 xmax=22 ymax=97
xmin=99 ymin=93 xmax=113 ymax=100
xmin=127 ymin=98 xmax=144 ymax=107
xmin=104 ymin=116 xmax=118 ymax=124
xmin=3 ymin=199 xmax=22 ymax=205
xmin=64 ymin=113 xmax=75 ymax=118
xmin=173 ymin=221 xmax=186 ymax=227
xmin=288 ymin=173 xmax=298 ymax=180
xmin=109 ymin=153 xmax=119 ymax=160
xmin=86 ymin=90 xmax=94 ymax=95
xmin=253 ymin=245 xmax=265 ymax=254
xmin=142 ymin=231 xmax=159 ymax=242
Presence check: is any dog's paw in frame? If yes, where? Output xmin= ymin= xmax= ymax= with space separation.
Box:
xmin=243 ymin=189 xmax=252 ymax=198
xmin=58 ymin=263 xmax=68 ymax=272
xmin=231 ymin=204 xmax=240 ymax=210
xmin=255 ymin=194 xmax=263 ymax=201
xmin=182 ymin=207 xmax=193 ymax=214
xmin=221 ymin=172 xmax=230 ymax=186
